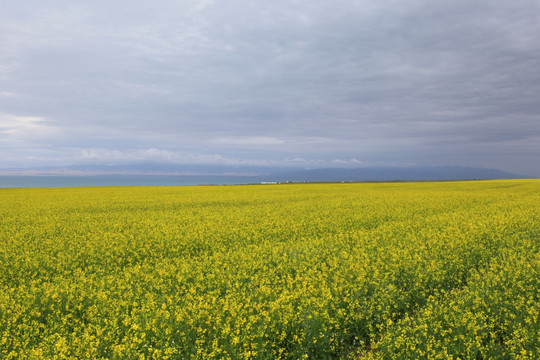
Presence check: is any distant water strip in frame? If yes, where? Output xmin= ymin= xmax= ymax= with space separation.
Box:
xmin=0 ymin=175 xmax=261 ymax=188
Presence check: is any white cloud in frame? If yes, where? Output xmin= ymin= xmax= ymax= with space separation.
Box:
xmin=79 ymin=148 xmax=176 ymax=163
xmin=77 ymin=148 xmax=246 ymax=165
xmin=74 ymin=148 xmax=339 ymax=168
xmin=0 ymin=113 xmax=59 ymax=138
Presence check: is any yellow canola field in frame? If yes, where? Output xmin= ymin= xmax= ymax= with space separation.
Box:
xmin=0 ymin=180 xmax=539 ymax=359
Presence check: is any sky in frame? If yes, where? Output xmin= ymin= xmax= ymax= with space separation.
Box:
xmin=1 ymin=0 xmax=539 ymax=176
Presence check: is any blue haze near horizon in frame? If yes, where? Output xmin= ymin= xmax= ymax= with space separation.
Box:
xmin=0 ymin=165 xmax=530 ymax=188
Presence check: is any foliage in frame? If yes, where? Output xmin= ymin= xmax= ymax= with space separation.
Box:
xmin=0 ymin=180 xmax=538 ymax=359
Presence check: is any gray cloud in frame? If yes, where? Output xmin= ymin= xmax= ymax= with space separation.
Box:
xmin=1 ymin=0 xmax=539 ymax=175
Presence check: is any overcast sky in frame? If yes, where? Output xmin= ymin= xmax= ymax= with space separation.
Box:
xmin=1 ymin=0 xmax=539 ymax=175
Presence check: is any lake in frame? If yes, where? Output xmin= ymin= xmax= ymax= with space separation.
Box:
xmin=0 ymin=175 xmax=262 ymax=188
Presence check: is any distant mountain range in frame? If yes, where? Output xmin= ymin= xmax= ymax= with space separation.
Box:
xmin=266 ymin=166 xmax=526 ymax=182
xmin=0 ymin=164 xmax=528 ymax=182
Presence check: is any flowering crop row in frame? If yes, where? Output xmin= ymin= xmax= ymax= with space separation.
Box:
xmin=0 ymin=180 xmax=538 ymax=359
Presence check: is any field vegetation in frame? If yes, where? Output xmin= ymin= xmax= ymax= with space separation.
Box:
xmin=0 ymin=180 xmax=539 ymax=359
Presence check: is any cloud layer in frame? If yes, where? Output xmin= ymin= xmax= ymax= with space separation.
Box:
xmin=1 ymin=0 xmax=539 ymax=175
